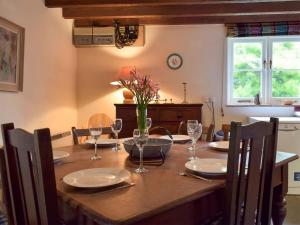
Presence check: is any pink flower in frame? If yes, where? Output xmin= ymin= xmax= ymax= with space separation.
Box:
xmin=119 ymin=69 xmax=159 ymax=105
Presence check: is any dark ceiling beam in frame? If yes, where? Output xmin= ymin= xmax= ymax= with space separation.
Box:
xmin=63 ymin=2 xmax=300 ymax=19
xmin=45 ymin=0 xmax=299 ymax=8
xmin=74 ymin=13 xmax=300 ymax=26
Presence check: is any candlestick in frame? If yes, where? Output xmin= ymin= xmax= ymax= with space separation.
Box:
xmin=182 ymin=82 xmax=188 ymax=104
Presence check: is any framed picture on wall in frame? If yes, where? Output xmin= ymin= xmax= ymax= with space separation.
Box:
xmin=0 ymin=16 xmax=25 ymax=92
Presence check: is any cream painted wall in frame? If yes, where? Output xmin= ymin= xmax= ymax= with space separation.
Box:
xmin=0 ymin=0 xmax=77 ymax=147
xmin=77 ymin=24 xmax=294 ymax=130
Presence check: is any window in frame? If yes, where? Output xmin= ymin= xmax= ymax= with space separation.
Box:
xmin=227 ymin=36 xmax=300 ymax=105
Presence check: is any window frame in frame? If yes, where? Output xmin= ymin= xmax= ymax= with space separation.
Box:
xmin=227 ymin=35 xmax=300 ymax=106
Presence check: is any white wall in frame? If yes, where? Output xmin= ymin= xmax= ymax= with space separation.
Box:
xmin=77 ymin=25 xmax=294 ymax=130
xmin=0 ymin=0 xmax=77 ymax=147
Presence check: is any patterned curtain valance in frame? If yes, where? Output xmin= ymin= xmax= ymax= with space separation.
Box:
xmin=227 ymin=22 xmax=300 ymax=37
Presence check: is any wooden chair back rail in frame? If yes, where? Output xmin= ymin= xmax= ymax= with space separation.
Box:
xmin=71 ymin=127 xmax=113 ymax=145
xmin=225 ymin=118 xmax=278 ymax=225
xmin=1 ymin=123 xmax=60 ymax=225
xmin=51 ymin=131 xmax=71 ymax=141
xmin=0 ymin=148 xmax=13 ymax=225
xmin=178 ymin=121 xmax=214 ymax=142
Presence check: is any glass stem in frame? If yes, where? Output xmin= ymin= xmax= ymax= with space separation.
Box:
xmin=116 ymin=133 xmax=119 ymax=149
xmin=193 ymin=141 xmax=196 ymax=159
xmin=139 ymin=146 xmax=143 ymax=169
xmin=94 ymin=141 xmax=98 ymax=157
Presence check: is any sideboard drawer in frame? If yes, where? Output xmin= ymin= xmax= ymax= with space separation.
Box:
xmin=159 ymin=108 xmax=201 ymax=122
xmin=115 ymin=104 xmax=203 ymax=138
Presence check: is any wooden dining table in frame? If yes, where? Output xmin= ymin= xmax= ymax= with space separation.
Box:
xmin=54 ymin=141 xmax=298 ymax=225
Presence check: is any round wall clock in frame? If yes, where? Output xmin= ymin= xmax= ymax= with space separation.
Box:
xmin=167 ymin=53 xmax=183 ymax=70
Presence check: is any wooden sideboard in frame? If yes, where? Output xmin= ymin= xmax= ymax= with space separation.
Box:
xmin=115 ymin=103 xmax=203 ymax=138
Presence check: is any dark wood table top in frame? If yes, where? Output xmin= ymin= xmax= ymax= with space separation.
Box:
xmin=54 ymin=142 xmax=298 ymax=225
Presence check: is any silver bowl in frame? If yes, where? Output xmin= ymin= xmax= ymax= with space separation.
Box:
xmin=123 ymin=138 xmax=173 ymax=159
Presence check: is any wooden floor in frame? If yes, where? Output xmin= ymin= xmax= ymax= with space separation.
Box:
xmin=284 ymin=196 xmax=300 ymax=225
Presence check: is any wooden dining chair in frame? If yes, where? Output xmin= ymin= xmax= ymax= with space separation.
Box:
xmin=211 ymin=118 xmax=279 ymax=225
xmin=1 ymin=123 xmax=60 ymax=225
xmin=178 ymin=121 xmax=215 ymax=142
xmin=0 ymin=148 xmax=11 ymax=225
xmin=71 ymin=126 xmax=114 ymax=145
xmin=88 ymin=113 xmax=113 ymax=128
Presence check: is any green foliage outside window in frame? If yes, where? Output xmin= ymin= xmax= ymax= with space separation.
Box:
xmin=232 ymin=41 xmax=300 ymax=98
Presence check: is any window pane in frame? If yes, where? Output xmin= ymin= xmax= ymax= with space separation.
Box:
xmin=234 ymin=43 xmax=262 ymax=70
xmin=273 ymin=42 xmax=300 ymax=70
xmin=272 ymin=70 xmax=300 ymax=97
xmin=233 ymin=71 xmax=261 ymax=98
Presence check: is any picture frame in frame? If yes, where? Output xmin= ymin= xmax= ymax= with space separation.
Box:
xmin=0 ymin=16 xmax=25 ymax=92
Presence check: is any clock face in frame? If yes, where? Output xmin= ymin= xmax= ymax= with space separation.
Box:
xmin=167 ymin=53 xmax=183 ymax=70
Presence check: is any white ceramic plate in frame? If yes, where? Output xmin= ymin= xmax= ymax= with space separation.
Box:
xmin=208 ymin=141 xmax=229 ymax=152
xmin=85 ymin=139 xmax=117 ymax=146
xmin=63 ymin=168 xmax=131 ymax=188
xmin=185 ymin=158 xmax=227 ymax=175
xmin=160 ymin=135 xmax=191 ymax=143
xmin=208 ymin=141 xmax=243 ymax=152
xmin=53 ymin=151 xmax=70 ymax=161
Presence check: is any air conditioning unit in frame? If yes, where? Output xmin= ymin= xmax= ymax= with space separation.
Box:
xmin=93 ymin=27 xmax=115 ymax=45
xmin=73 ymin=27 xmax=115 ymax=46
xmin=73 ymin=25 xmax=145 ymax=48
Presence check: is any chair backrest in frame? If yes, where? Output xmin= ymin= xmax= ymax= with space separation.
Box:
xmin=222 ymin=124 xmax=231 ymax=141
xmin=225 ymin=118 xmax=279 ymax=225
xmin=71 ymin=127 xmax=114 ymax=145
xmin=178 ymin=121 xmax=214 ymax=142
xmin=1 ymin=123 xmax=59 ymax=225
xmin=88 ymin=113 xmax=113 ymax=128
xmin=51 ymin=131 xmax=71 ymax=141
xmin=0 ymin=148 xmax=13 ymax=225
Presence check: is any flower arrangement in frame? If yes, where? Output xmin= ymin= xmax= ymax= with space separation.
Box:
xmin=119 ymin=68 xmax=159 ymax=131
xmin=119 ymin=68 xmax=159 ymax=105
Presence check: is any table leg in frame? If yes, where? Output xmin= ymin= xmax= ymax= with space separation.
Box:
xmin=272 ymin=165 xmax=288 ymax=225
xmin=272 ymin=185 xmax=287 ymax=225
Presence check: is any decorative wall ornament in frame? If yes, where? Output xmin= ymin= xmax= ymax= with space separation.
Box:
xmin=0 ymin=17 xmax=25 ymax=92
xmin=167 ymin=53 xmax=183 ymax=70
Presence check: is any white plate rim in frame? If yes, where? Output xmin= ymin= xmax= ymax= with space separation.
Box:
xmin=185 ymin=158 xmax=227 ymax=175
xmin=62 ymin=168 xmax=131 ymax=188
xmin=53 ymin=150 xmax=70 ymax=161
xmin=160 ymin=135 xmax=191 ymax=142
xmin=208 ymin=141 xmax=229 ymax=151
xmin=85 ymin=139 xmax=117 ymax=145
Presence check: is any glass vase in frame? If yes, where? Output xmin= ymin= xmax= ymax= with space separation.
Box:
xmin=136 ymin=105 xmax=147 ymax=132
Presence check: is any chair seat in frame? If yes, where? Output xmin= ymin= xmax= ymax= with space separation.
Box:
xmin=205 ymin=215 xmax=223 ymax=225
xmin=0 ymin=212 xmax=8 ymax=225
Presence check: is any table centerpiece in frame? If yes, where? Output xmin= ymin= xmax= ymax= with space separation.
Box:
xmin=119 ymin=68 xmax=159 ymax=132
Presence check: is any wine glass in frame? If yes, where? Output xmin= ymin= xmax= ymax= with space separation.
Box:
xmin=111 ymin=118 xmax=122 ymax=151
xmin=89 ymin=125 xmax=102 ymax=160
xmin=146 ymin=118 xmax=152 ymax=130
xmin=187 ymin=120 xmax=200 ymax=160
xmin=192 ymin=124 xmax=202 ymax=160
xmin=133 ymin=129 xmax=149 ymax=174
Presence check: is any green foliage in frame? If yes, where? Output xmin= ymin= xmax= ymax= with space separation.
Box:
xmin=233 ymin=71 xmax=260 ymax=98
xmin=272 ymin=70 xmax=300 ymax=97
xmin=233 ymin=41 xmax=300 ymax=98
